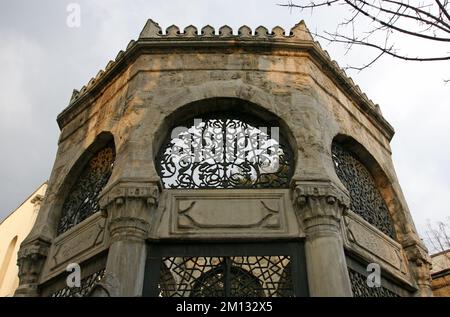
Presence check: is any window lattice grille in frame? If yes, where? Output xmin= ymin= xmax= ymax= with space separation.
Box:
xmin=348 ymin=268 xmax=399 ymax=297
xmin=332 ymin=143 xmax=396 ymax=238
xmin=50 ymin=268 xmax=105 ymax=297
xmin=159 ymin=256 xmax=294 ymax=297
xmin=57 ymin=144 xmax=115 ymax=235
xmin=157 ymin=114 xmax=293 ymax=189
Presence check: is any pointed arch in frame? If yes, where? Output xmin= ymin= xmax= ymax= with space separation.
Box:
xmin=154 ymin=97 xmax=297 ymax=189
xmin=331 ymin=134 xmax=397 ymax=239
xmin=56 ymin=132 xmax=116 ymax=235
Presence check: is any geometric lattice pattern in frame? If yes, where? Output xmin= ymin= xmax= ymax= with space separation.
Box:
xmin=50 ymin=268 xmax=105 ymax=297
xmin=156 ymin=113 xmax=293 ymax=189
xmin=159 ymin=256 xmax=293 ymax=297
xmin=348 ymin=268 xmax=399 ymax=297
xmin=332 ymin=143 xmax=396 ymax=238
xmin=57 ymin=143 xmax=115 ymax=235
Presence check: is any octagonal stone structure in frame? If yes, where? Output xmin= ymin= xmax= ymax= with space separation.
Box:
xmin=15 ymin=19 xmax=431 ymax=297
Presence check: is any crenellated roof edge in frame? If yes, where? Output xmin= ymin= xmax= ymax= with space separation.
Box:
xmin=59 ymin=19 xmax=394 ymax=140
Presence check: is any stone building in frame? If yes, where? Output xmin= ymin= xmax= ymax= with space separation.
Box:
xmin=14 ymin=20 xmax=432 ymax=297
xmin=0 ymin=183 xmax=46 ymax=297
xmin=431 ymin=250 xmax=450 ymax=296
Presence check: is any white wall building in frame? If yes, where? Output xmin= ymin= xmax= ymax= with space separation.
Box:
xmin=0 ymin=183 xmax=47 ymax=297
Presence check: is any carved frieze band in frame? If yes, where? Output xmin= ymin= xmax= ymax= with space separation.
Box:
xmin=46 ymin=213 xmax=108 ymax=275
xmin=177 ymin=199 xmax=280 ymax=230
xmin=342 ymin=211 xmax=409 ymax=276
xmin=164 ymin=190 xmax=297 ymax=237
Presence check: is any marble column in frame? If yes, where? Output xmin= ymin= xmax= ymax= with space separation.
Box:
xmin=99 ymin=181 xmax=160 ymax=297
xmin=293 ymin=180 xmax=353 ymax=297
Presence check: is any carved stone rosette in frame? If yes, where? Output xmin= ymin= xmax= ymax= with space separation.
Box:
xmin=14 ymin=238 xmax=51 ymax=297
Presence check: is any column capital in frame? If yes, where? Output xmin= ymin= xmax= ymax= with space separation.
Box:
xmin=14 ymin=237 xmax=51 ymax=297
xmin=99 ymin=180 xmax=161 ymax=242
xmin=99 ymin=180 xmax=161 ymax=214
xmin=403 ymin=240 xmax=433 ymax=296
xmin=292 ymin=180 xmax=350 ymax=224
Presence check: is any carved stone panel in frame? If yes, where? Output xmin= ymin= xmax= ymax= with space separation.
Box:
xmin=342 ymin=211 xmax=412 ymax=284
xmin=156 ymin=189 xmax=302 ymax=239
xmin=40 ymin=213 xmax=109 ymax=283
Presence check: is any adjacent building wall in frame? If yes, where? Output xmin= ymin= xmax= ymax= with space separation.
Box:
xmin=431 ymin=249 xmax=450 ymax=297
xmin=0 ymin=183 xmax=47 ymax=297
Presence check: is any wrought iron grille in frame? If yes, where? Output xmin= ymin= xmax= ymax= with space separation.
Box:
xmin=158 ymin=256 xmax=293 ymax=297
xmin=332 ymin=143 xmax=396 ymax=238
xmin=156 ymin=113 xmax=293 ymax=189
xmin=50 ymin=268 xmax=105 ymax=297
xmin=348 ymin=268 xmax=399 ymax=297
xmin=57 ymin=143 xmax=115 ymax=235
xmin=144 ymin=243 xmax=306 ymax=297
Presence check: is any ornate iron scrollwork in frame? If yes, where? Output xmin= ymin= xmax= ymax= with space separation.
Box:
xmin=57 ymin=143 xmax=115 ymax=235
xmin=156 ymin=113 xmax=293 ymax=189
xmin=159 ymin=256 xmax=293 ymax=297
xmin=332 ymin=143 xmax=396 ymax=238
xmin=50 ymin=268 xmax=105 ymax=297
xmin=348 ymin=268 xmax=399 ymax=297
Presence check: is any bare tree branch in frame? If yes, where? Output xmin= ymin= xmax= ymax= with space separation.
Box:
xmin=280 ymin=0 xmax=450 ymax=72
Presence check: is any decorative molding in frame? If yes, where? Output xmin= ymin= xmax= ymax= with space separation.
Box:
xmin=176 ymin=199 xmax=280 ymax=230
xmin=139 ymin=19 xmax=162 ymax=38
xmin=15 ymin=238 xmax=51 ymax=296
xmin=158 ymin=189 xmax=301 ymax=239
xmin=289 ymin=20 xmax=314 ymax=41
xmin=183 ymin=25 xmax=198 ymax=37
xmin=50 ymin=215 xmax=107 ymax=270
xmin=99 ymin=181 xmax=161 ymax=210
xmin=109 ymin=216 xmax=150 ymax=242
xmin=342 ymin=211 xmax=408 ymax=276
xmin=238 ymin=25 xmax=252 ymax=38
xmin=292 ymin=181 xmax=350 ymax=223
xmin=201 ymin=25 xmax=215 ymax=37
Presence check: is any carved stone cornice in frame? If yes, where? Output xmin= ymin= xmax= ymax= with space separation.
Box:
xmin=292 ymin=181 xmax=350 ymax=224
xmin=99 ymin=180 xmax=161 ymax=213
xmin=57 ymin=19 xmax=394 ymax=141
xmin=14 ymin=238 xmax=51 ymax=296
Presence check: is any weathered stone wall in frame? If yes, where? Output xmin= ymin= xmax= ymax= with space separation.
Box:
xmin=15 ymin=20 xmax=431 ymax=297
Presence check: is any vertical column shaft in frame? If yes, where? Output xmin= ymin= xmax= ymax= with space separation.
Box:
xmin=293 ymin=181 xmax=353 ymax=297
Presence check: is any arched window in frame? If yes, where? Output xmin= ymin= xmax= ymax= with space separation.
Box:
xmin=0 ymin=236 xmax=18 ymax=287
xmin=57 ymin=141 xmax=115 ymax=235
xmin=156 ymin=112 xmax=293 ymax=189
xmin=332 ymin=142 xmax=396 ymax=238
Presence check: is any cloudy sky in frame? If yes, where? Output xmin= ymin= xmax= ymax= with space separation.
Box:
xmin=0 ymin=0 xmax=448 ymax=245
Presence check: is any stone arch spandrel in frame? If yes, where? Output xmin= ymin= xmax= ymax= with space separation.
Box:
xmin=142 ymin=80 xmax=341 ymax=184
xmin=26 ymin=132 xmax=116 ymax=241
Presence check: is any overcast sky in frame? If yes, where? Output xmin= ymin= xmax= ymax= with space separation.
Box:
xmin=0 ymin=0 xmax=448 ymax=244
